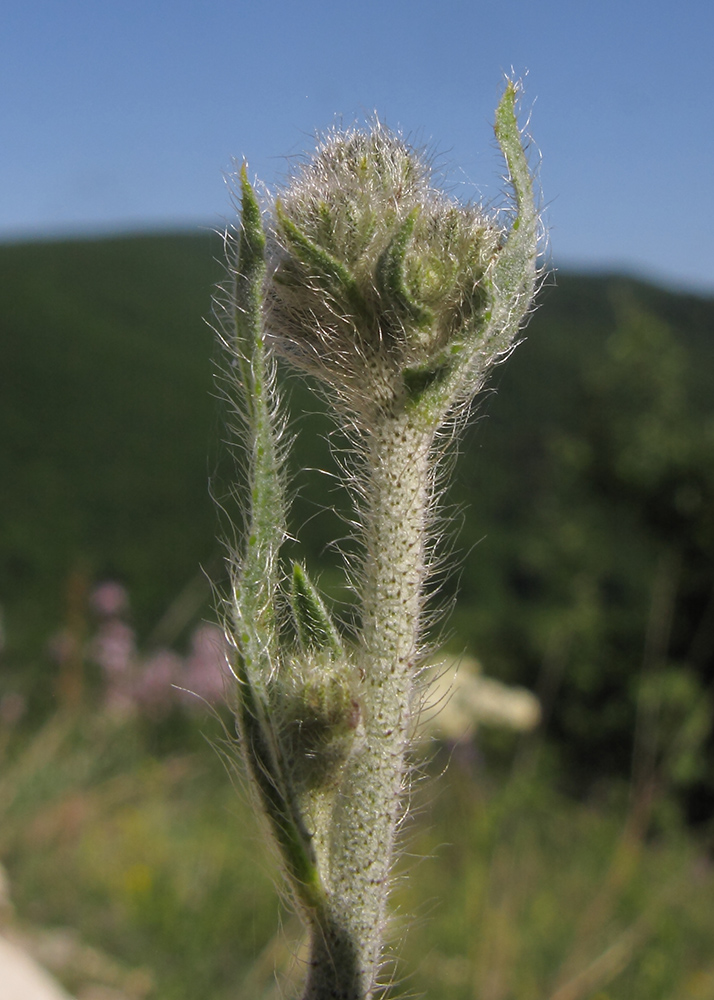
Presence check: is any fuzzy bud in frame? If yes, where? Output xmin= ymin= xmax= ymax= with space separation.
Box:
xmin=270 ymin=654 xmax=362 ymax=793
xmin=265 ymin=122 xmax=506 ymax=416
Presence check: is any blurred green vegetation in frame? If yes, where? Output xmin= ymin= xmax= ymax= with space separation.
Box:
xmin=1 ymin=233 xmax=713 ymax=996
xmin=0 ymin=235 xmax=221 ymax=648
xmin=1 ymin=706 xmax=713 ymax=1000
xmin=1 ymin=232 xmax=712 ymax=814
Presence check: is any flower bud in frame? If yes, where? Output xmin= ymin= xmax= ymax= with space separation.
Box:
xmin=270 ymin=653 xmax=362 ymax=792
xmin=265 ymin=122 xmax=505 ymax=415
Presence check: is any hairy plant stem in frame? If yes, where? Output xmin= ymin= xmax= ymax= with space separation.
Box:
xmin=303 ymin=414 xmax=433 ymax=1000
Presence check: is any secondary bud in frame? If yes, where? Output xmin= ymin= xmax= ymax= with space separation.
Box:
xmin=271 ymin=654 xmax=362 ymax=793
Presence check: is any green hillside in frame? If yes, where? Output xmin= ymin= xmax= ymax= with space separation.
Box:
xmin=1 ymin=232 xmax=713 ymax=813
xmin=0 ymin=234 xmax=222 ymax=643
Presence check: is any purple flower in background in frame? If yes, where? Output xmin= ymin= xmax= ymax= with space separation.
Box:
xmin=133 ymin=649 xmax=184 ymax=718
xmin=90 ymin=581 xmax=129 ymax=619
xmin=81 ymin=580 xmax=228 ymax=717
xmin=182 ymin=624 xmax=228 ymax=707
xmin=92 ymin=619 xmax=136 ymax=679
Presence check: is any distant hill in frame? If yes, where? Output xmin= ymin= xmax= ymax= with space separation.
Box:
xmin=0 ymin=234 xmax=222 ymax=646
xmin=2 ymin=232 xmax=713 ymax=810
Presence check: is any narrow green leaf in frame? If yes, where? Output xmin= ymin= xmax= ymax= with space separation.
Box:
xmin=490 ymin=80 xmax=539 ymax=344
xmin=291 ymin=562 xmax=342 ymax=656
xmin=231 ymin=167 xmax=285 ymax=657
xmin=234 ymin=650 xmax=325 ymax=909
xmin=494 ymin=82 xmax=535 ymax=217
xmin=276 ymin=201 xmax=369 ymax=320
xmin=376 ymin=207 xmax=434 ymax=328
xmin=234 ymin=164 xmax=266 ymax=372
xmin=403 ymin=83 xmax=538 ymax=425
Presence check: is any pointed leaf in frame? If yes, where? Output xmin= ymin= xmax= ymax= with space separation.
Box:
xmin=234 ymin=649 xmax=325 ymax=909
xmin=490 ymin=80 xmax=539 ymax=347
xmin=291 ymin=562 xmax=342 ymax=656
xmin=376 ymin=207 xmax=434 ymax=328
xmin=276 ymin=201 xmax=369 ymax=320
xmin=234 ymin=164 xmax=266 ymax=366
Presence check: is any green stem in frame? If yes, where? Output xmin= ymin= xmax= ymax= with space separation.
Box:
xmin=303 ymin=414 xmax=433 ymax=1000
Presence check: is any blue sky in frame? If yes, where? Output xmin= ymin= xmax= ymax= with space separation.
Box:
xmin=2 ymin=0 xmax=712 ymax=293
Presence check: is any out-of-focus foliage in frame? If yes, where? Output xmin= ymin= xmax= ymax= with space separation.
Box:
xmin=0 ymin=710 xmax=279 ymax=1000
xmin=0 ymin=235 xmax=221 ymax=647
xmin=1 ymin=701 xmax=713 ymax=1000
xmin=448 ymin=276 xmax=714 ymax=819
xmin=1 ymin=234 xmax=713 ymax=996
xmin=1 ymin=235 xmax=713 ymax=818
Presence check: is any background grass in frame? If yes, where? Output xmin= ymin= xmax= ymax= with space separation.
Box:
xmin=2 ymin=706 xmax=713 ymax=1000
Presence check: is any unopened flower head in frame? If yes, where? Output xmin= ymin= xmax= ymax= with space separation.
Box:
xmin=264 ymin=122 xmax=505 ymax=415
